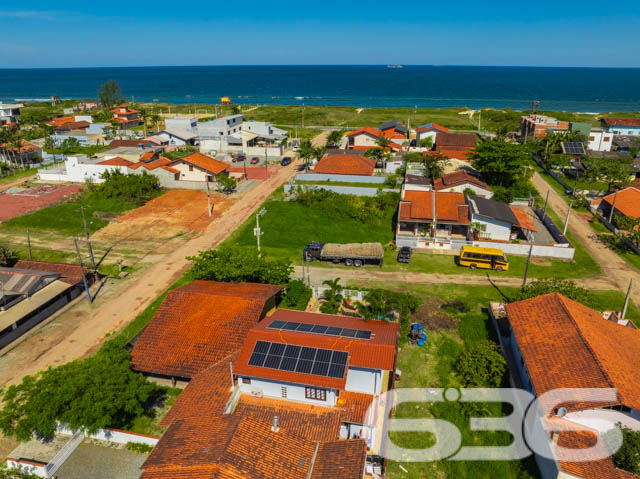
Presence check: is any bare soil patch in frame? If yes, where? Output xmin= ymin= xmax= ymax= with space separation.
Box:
xmin=0 ymin=184 xmax=83 ymax=221
xmin=411 ymin=297 xmax=458 ymax=330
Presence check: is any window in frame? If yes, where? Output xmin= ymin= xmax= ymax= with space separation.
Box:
xmin=281 ymin=387 xmax=288 ymax=398
xmin=589 ymin=136 xmax=595 ymax=141
xmin=189 ymin=165 xmax=193 ymax=172
xmin=242 ymin=377 xmax=251 ymax=384
xmin=305 ymin=387 xmax=327 ymax=401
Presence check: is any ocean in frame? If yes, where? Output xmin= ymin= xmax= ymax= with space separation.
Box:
xmin=1 ymin=65 xmax=639 ymax=112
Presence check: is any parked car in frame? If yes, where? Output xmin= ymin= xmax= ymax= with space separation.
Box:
xmin=232 ymin=155 xmax=246 ymax=163
xmin=250 ymin=156 xmax=260 ymax=164
xmin=292 ymin=145 xmax=300 ymax=152
xmin=281 ymin=157 xmax=292 ymax=166
xmin=397 ymin=246 xmax=412 ymax=263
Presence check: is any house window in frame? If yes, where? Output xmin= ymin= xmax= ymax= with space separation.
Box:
xmin=189 ymin=165 xmax=193 ymax=172
xmin=242 ymin=377 xmax=251 ymax=384
xmin=589 ymin=136 xmax=595 ymax=141
xmin=305 ymin=387 xmax=327 ymax=401
xmin=281 ymin=387 xmax=288 ymax=398
xmin=604 ymin=137 xmax=611 ymax=142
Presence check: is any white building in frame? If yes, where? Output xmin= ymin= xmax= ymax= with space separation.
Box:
xmin=164 ymin=117 xmax=198 ymax=131
xmin=234 ymin=308 xmax=399 ymax=450
xmin=587 ymin=128 xmax=613 ymax=152
xmin=0 ymin=103 xmax=23 ymax=127
xmin=154 ymin=128 xmax=198 ymax=146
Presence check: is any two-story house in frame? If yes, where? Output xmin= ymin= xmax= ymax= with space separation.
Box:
xmin=111 ymin=104 xmax=142 ymax=129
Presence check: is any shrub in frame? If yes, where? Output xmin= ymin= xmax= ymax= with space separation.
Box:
xmin=126 ymin=442 xmax=154 ymax=454
xmin=612 ymin=423 xmax=640 ymax=475
xmin=511 ymin=279 xmax=593 ymax=305
xmin=0 ymin=245 xmax=18 ymax=267
xmin=186 ymin=246 xmax=293 ymax=285
xmin=98 ymin=170 xmax=160 ymax=206
xmin=280 ymin=280 xmax=312 ymax=310
xmin=456 ymin=340 xmax=506 ymax=388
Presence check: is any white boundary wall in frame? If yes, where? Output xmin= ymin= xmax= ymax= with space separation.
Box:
xmin=56 ymin=424 xmax=160 ymax=445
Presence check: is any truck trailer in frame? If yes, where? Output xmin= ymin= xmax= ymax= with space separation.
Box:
xmin=303 ymin=242 xmax=384 ymax=267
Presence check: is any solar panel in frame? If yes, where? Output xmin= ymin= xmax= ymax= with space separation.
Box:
xmin=248 ymin=341 xmax=350 ymax=380
xmin=562 ymin=142 xmax=585 ymax=155
xmin=267 ymin=320 xmax=373 ymax=341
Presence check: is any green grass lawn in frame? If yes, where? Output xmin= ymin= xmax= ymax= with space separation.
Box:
xmin=0 ymin=166 xmax=42 ymax=184
xmin=1 ymin=190 xmax=165 ymax=236
xmin=295 ymin=179 xmax=400 ymax=189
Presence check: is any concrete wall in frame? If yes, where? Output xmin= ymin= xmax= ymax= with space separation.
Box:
xmin=5 ymin=458 xmax=48 ymax=478
xmin=38 ymin=156 xmax=130 ymax=184
xmin=238 ymin=377 xmax=337 ymax=406
xmin=440 ymin=183 xmax=493 ymax=198
xmin=295 ymin=173 xmax=386 ymax=183
xmin=57 ymin=424 xmax=160 ymax=446
xmin=285 ymin=183 xmax=398 ymax=197
xmin=345 ymin=367 xmax=382 ymax=395
xmin=416 ymin=130 xmax=438 ymax=144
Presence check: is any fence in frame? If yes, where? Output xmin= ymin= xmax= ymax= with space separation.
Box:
xmin=589 ymin=206 xmax=640 ymax=255
xmin=312 ymin=286 xmax=366 ymax=301
xmin=534 ymin=206 xmax=570 ymax=245
xmin=44 ymin=431 xmax=84 ymax=477
xmin=294 ymin=173 xmax=387 ymax=184
xmin=56 ymin=424 xmax=160 ymax=446
xmin=531 ymin=155 xmax=574 ymax=195
xmin=284 ymin=183 xmax=397 ymax=197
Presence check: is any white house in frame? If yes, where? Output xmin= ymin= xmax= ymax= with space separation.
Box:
xmin=164 ymin=117 xmax=198 ymax=131
xmin=0 ymin=103 xmax=23 ymax=128
xmin=587 ymin=128 xmax=613 ymax=152
xmin=414 ymin=122 xmax=449 ymax=146
xmin=234 ymin=308 xmax=399 ymax=449
xmin=154 ymin=128 xmax=198 ymax=146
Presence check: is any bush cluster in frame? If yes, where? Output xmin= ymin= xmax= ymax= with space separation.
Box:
xmin=294 ymin=189 xmax=399 ymax=224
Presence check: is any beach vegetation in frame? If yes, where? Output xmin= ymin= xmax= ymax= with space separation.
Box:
xmin=97 ymin=80 xmax=124 ymax=110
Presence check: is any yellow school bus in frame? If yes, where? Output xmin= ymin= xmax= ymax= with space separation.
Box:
xmin=459 ymin=245 xmax=509 ymax=271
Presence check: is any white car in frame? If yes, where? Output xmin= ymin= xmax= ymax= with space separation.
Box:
xmin=292 ymin=145 xmax=300 ymax=152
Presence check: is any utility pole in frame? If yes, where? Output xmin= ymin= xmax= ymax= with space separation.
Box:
xmin=563 ymin=198 xmax=573 ymax=235
xmin=254 ymin=208 xmax=267 ymax=254
xmin=265 ymin=144 xmax=268 ymax=173
xmin=80 ymin=206 xmax=95 ymax=268
xmin=608 ymin=191 xmax=618 ymax=224
xmin=621 ymin=279 xmax=633 ymax=320
xmin=541 ymin=190 xmax=550 ymax=221
xmin=27 ymin=230 xmax=32 ymax=260
xmin=302 ymin=103 xmax=305 ymax=128
xmin=74 ymin=238 xmax=92 ymax=302
xmin=205 ymin=179 xmax=213 ymax=216
xmin=522 ymin=243 xmax=534 ymax=288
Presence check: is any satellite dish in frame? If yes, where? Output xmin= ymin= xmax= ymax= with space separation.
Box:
xmin=556 ymin=407 xmax=568 ymax=417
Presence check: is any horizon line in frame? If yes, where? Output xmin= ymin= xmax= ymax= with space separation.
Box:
xmin=2 ymin=64 xmax=640 ymax=70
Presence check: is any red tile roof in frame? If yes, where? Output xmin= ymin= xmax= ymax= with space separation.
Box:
xmin=172 ymin=152 xmax=228 ymax=175
xmin=346 ymin=126 xmax=381 ymax=138
xmin=313 ymin=154 xmax=376 ymax=176
xmin=161 ymin=166 xmax=180 ymax=174
xmin=56 ymin=120 xmax=90 ymax=131
xmin=140 ymin=151 xmax=157 ymax=162
xmin=433 ymin=170 xmax=491 ymax=192
xmin=311 ymin=439 xmax=367 ymax=479
xmin=510 ymin=206 xmax=537 ymax=232
xmin=430 ymin=148 xmax=473 ymax=161
xmin=399 ymin=191 xmax=470 ymax=224
xmin=435 ymin=132 xmax=477 ymax=149
xmin=601 ymin=187 xmax=640 ymax=219
xmin=159 ymin=353 xmax=238 ymax=427
xmin=14 ymin=260 xmax=88 ymax=286
xmin=234 ymin=309 xmax=399 ymax=389
xmin=505 ymin=293 xmax=640 ymax=411
xmin=98 ymin=156 xmax=134 ymax=167
xmin=46 ymin=116 xmax=76 ymax=127
xmin=131 ymin=281 xmax=281 ymax=379
xmin=337 ymin=390 xmax=375 ymax=424
xmin=603 ymin=117 xmax=640 ymax=127
xmin=0 ymin=140 xmax=42 ymax=154
xmin=416 ymin=123 xmax=449 ymax=134
xmin=556 ymin=426 xmax=638 ymax=479
xmin=142 ymin=411 xmax=364 ymax=479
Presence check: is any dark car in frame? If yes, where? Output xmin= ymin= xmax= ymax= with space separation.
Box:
xmin=250 ymin=156 xmax=260 ymax=164
xmin=232 ymin=155 xmax=246 ymax=163
xmin=397 ymin=246 xmax=412 ymax=263
xmin=281 ymin=157 xmax=292 ymax=166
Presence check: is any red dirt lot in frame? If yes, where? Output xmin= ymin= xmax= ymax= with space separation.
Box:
xmin=228 ymin=166 xmax=278 ymax=180
xmin=0 ymin=184 xmax=83 ymax=221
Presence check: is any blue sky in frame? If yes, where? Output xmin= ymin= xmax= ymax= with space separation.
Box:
xmin=1 ymin=2 xmax=639 ymax=68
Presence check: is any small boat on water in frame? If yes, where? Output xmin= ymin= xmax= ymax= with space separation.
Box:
xmin=387 ymin=65 xmax=404 ymax=69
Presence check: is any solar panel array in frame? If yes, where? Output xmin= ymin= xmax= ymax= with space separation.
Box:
xmin=562 ymin=142 xmax=586 ymax=155
xmin=248 ymin=341 xmax=349 ymax=379
xmin=267 ymin=320 xmax=372 ymax=340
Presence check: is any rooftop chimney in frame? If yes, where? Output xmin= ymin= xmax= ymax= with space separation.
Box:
xmin=271 ymin=415 xmax=280 ymax=433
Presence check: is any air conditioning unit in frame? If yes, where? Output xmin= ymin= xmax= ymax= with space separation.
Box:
xmin=250 ymin=388 xmax=263 ymax=398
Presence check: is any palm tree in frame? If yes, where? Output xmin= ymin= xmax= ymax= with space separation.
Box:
xmin=298 ymin=139 xmax=315 ymax=171
xmin=43 ymin=136 xmax=57 ymax=163
xmin=149 ymin=114 xmax=161 ymax=133
xmin=312 ymin=145 xmax=326 ymax=164
xmin=139 ymin=107 xmax=148 ymax=136
xmin=320 ymin=278 xmax=343 ymax=314
xmin=326 ymin=130 xmax=344 ymax=148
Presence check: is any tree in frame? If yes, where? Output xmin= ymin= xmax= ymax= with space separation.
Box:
xmin=616 ymin=216 xmax=640 ymax=247
xmin=313 ymin=145 xmax=326 ymax=163
xmin=98 ymin=169 xmax=160 ymax=205
xmin=612 ymin=422 xmax=640 ymax=475
xmin=326 ymin=130 xmax=344 ymax=148
xmin=456 ymin=340 xmax=506 ymax=387
xmin=0 ymin=244 xmax=18 ymax=267
xmin=469 ymin=139 xmax=529 ymax=187
xmin=138 ymin=107 xmax=148 ymax=136
xmin=215 ymin=173 xmax=237 ymax=193
xmin=0 ymin=341 xmax=160 ymax=441
xmin=630 ymin=146 xmax=640 ymax=159
xmin=97 ymin=80 xmax=124 ymax=110
xmin=186 ymin=246 xmax=293 ymax=285
xmin=60 ymin=137 xmax=81 ymax=157
xmin=511 ymin=279 xmax=593 ymax=305
xmin=149 ymin=114 xmax=161 ymax=133
xmin=231 ymin=105 xmax=241 ymax=115
xmin=43 ymin=136 xmax=57 ymax=163
xmin=320 ymin=278 xmax=343 ymax=314
xmin=298 ymin=139 xmax=315 ymax=171
xmin=376 ymin=136 xmax=391 ymax=150
xmin=423 ymin=152 xmax=450 ymax=180
xmin=418 ymin=137 xmax=433 ymax=149
xmin=582 ymin=155 xmax=632 ymax=192
xmin=364 ymin=147 xmax=391 ymax=166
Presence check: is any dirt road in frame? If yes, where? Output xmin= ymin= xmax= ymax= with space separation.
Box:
xmin=531 ymin=172 xmax=640 ymax=303
xmin=293 ymin=265 xmax=616 ymax=291
xmin=0 ymin=163 xmax=298 ymax=386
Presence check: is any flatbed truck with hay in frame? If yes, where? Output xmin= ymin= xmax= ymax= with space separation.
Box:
xmin=302 ymin=242 xmax=384 ymax=267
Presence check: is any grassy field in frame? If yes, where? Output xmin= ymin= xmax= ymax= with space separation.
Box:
xmin=0 ymin=166 xmax=42 ymax=185
xmin=295 ymin=179 xmax=400 ymax=189
xmin=1 ymin=190 xmax=164 ymax=235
